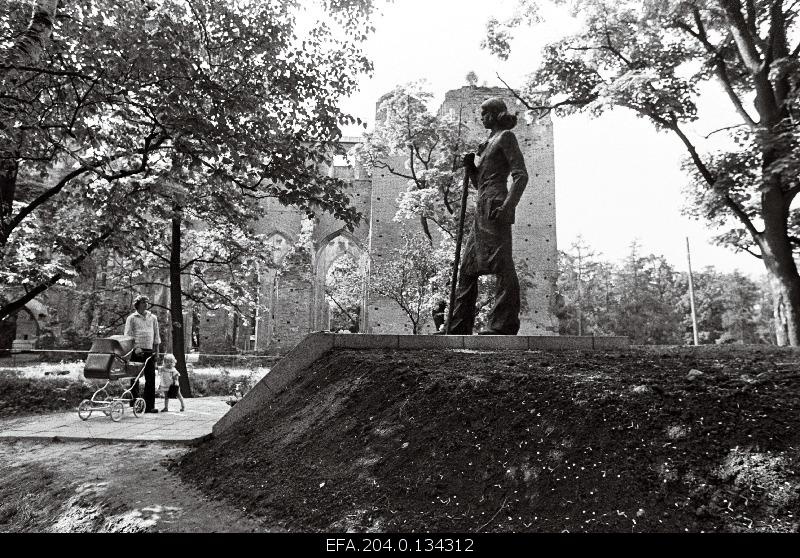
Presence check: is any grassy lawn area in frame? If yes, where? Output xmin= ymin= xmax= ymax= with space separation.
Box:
xmin=0 ymin=361 xmax=268 ymax=419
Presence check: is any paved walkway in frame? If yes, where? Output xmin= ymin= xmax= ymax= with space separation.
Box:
xmin=0 ymin=396 xmax=231 ymax=444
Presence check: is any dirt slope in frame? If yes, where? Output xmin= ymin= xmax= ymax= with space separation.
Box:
xmin=0 ymin=441 xmax=270 ymax=532
xmin=176 ymin=346 xmax=800 ymax=532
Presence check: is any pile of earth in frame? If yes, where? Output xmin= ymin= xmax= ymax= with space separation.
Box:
xmin=175 ymin=346 xmax=800 ymax=532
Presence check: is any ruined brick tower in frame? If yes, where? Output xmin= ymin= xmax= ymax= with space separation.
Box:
xmin=444 ymin=86 xmax=558 ymax=335
xmin=197 ymin=85 xmax=558 ymax=353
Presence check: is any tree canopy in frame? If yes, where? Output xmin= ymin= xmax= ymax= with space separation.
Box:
xmin=1 ymin=0 xmax=375 ymax=322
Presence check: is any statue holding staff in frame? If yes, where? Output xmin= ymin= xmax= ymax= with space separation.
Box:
xmin=446 ymin=97 xmax=528 ymax=335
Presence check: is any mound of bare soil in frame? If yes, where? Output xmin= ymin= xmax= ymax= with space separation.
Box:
xmin=175 ymin=346 xmax=800 ymax=532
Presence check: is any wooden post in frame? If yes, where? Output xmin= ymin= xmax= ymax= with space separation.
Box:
xmin=446 ymin=169 xmax=472 ymax=334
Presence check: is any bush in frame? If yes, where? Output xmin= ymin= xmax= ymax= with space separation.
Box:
xmin=0 ymin=375 xmax=95 ymax=418
xmin=197 ymin=354 xmax=278 ymax=368
xmin=188 ymin=370 xmax=255 ymax=398
xmin=0 ymin=368 xmax=260 ymax=418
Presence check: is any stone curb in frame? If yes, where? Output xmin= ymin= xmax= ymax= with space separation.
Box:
xmin=0 ymin=433 xmax=212 ymax=445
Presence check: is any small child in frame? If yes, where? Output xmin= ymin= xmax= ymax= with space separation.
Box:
xmin=159 ymin=353 xmax=185 ymax=412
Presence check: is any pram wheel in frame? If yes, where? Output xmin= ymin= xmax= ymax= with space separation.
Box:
xmin=78 ymin=400 xmax=93 ymax=421
xmin=109 ymin=400 xmax=124 ymax=422
xmin=132 ymin=398 xmax=146 ymax=417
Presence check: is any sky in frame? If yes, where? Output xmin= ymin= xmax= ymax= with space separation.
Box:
xmin=332 ymin=0 xmax=768 ymax=278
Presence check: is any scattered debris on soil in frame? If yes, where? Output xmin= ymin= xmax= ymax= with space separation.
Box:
xmin=176 ymin=346 xmax=800 ymax=532
xmin=0 ymin=441 xmax=271 ymax=532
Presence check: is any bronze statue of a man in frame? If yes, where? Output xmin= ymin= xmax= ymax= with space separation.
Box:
xmin=448 ymin=97 xmax=528 ymax=335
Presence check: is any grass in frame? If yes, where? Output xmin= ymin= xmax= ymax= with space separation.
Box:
xmin=0 ymin=360 xmax=85 ymax=380
xmin=0 ymin=374 xmax=96 ymax=418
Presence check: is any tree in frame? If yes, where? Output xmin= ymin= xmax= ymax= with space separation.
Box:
xmin=0 ymin=0 xmax=374 ymax=327
xmin=355 ymin=82 xmax=476 ymax=240
xmin=325 ymin=254 xmax=365 ymax=332
xmin=556 ymin=239 xmax=601 ymax=335
xmin=370 ymin=232 xmax=442 ymax=334
xmin=603 ymin=242 xmax=684 ymax=344
xmin=720 ymin=270 xmax=764 ymax=343
xmin=556 ymin=235 xmax=605 ymax=335
xmin=555 ymin=236 xmax=773 ymax=344
xmin=686 ymin=266 xmax=729 ymax=343
xmin=557 ymin=239 xmax=686 ymax=343
xmin=484 ymin=0 xmax=800 ymax=345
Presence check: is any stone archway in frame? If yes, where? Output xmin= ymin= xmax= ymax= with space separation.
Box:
xmin=1 ymin=300 xmax=48 ymax=350
xmin=312 ymin=230 xmax=366 ymax=331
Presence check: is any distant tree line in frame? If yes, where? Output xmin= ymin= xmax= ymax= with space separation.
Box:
xmin=556 ymin=237 xmax=774 ymax=345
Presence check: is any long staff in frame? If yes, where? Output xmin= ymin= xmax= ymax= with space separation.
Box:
xmin=446 ymin=166 xmax=473 ymax=334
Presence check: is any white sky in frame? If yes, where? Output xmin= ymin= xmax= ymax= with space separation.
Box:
xmin=335 ymin=0 xmax=767 ymax=278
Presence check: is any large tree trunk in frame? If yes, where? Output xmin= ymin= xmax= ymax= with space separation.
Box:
xmin=759 ymin=184 xmax=800 ymax=346
xmin=768 ymin=274 xmax=789 ymax=345
xmin=0 ymin=312 xmax=17 ymax=352
xmin=0 ymin=160 xmax=18 ymax=237
xmin=170 ymin=206 xmax=192 ymax=397
xmin=763 ymin=264 xmax=800 ymax=346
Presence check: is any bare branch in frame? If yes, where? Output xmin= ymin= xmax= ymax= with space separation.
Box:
xmin=661 ymin=116 xmax=760 ymax=238
xmin=2 ymin=166 xmax=90 ymax=242
xmin=0 ymin=63 xmax=94 ymax=80
xmin=602 ymin=30 xmax=632 ymax=67
xmin=3 ymin=132 xmax=167 ymax=242
xmin=496 ymin=73 xmax=598 ymax=116
xmin=741 ymin=245 xmax=764 ymax=258
xmin=703 ymin=123 xmax=749 ymax=138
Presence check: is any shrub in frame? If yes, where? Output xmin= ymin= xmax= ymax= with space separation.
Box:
xmin=188 ymin=370 xmax=256 ymax=397
xmin=0 ymin=368 xmax=260 ymax=418
xmin=0 ymin=375 xmax=95 ymax=418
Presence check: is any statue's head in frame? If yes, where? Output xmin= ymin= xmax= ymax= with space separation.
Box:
xmin=480 ymin=97 xmax=517 ymax=130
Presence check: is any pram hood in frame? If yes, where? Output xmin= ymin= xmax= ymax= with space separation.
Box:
xmin=88 ymin=335 xmax=136 ymax=357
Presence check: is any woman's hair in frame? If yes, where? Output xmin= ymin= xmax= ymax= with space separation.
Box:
xmin=133 ymin=294 xmax=150 ymax=306
xmin=163 ymin=353 xmax=177 ymax=366
xmin=481 ymin=97 xmax=518 ymax=130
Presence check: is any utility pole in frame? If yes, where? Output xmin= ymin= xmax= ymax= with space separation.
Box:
xmin=686 ymin=237 xmax=699 ymax=346
xmin=576 ymin=244 xmax=583 ymax=336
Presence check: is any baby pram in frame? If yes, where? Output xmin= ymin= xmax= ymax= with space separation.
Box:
xmin=78 ymin=335 xmax=150 ymax=421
